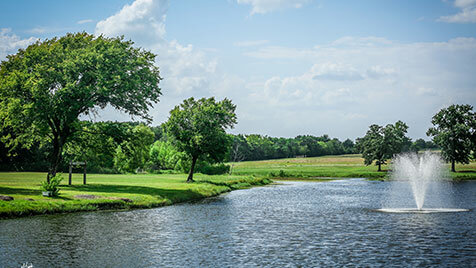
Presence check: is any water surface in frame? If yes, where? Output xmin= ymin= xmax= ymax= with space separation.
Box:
xmin=1 ymin=179 xmax=475 ymax=267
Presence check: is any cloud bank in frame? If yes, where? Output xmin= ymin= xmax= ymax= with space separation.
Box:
xmin=439 ymin=0 xmax=476 ymax=23
xmin=0 ymin=28 xmax=38 ymax=61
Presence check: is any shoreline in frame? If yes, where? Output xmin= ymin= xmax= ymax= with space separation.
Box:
xmin=0 ymin=173 xmax=271 ymax=220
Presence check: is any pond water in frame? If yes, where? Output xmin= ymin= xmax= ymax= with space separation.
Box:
xmin=1 ymin=179 xmax=475 ymax=267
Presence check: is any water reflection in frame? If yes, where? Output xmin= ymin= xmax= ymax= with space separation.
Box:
xmin=1 ymin=180 xmax=475 ymax=267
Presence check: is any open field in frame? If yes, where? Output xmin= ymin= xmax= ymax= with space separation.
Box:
xmin=231 ymin=154 xmax=476 ymax=180
xmin=0 ymin=173 xmax=270 ymax=218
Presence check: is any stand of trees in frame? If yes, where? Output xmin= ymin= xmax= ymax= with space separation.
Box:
xmin=227 ymin=134 xmax=356 ymax=162
xmin=0 ymin=118 xmax=441 ymax=174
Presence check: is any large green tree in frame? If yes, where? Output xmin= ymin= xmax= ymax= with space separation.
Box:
xmin=0 ymin=32 xmax=161 ymax=181
xmin=166 ymin=97 xmax=237 ymax=182
xmin=356 ymin=121 xmax=409 ymax=171
xmin=427 ymin=104 xmax=476 ymax=172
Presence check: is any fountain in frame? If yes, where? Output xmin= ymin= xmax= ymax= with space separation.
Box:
xmin=376 ymin=151 xmax=469 ymax=213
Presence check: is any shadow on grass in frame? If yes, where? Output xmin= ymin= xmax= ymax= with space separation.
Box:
xmin=63 ymin=184 xmax=205 ymax=202
xmin=0 ymin=187 xmax=74 ymax=200
xmin=0 ymin=186 xmax=42 ymax=196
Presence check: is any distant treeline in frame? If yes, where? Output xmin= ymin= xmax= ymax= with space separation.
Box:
xmin=0 ymin=121 xmax=438 ymax=173
xmin=227 ymin=134 xmax=437 ymax=162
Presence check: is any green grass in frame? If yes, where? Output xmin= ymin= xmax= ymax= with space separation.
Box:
xmin=231 ymin=154 xmax=476 ymax=181
xmin=0 ymin=172 xmax=271 ymax=219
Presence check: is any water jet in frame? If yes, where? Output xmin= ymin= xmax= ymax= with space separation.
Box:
xmin=378 ymin=152 xmax=469 ymax=213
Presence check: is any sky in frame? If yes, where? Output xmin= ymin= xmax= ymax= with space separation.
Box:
xmin=1 ymin=0 xmax=476 ymax=140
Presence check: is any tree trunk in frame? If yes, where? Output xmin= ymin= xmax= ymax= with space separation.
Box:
xmin=187 ymin=155 xmax=198 ymax=183
xmin=229 ymin=163 xmax=235 ymax=175
xmin=47 ymin=135 xmax=65 ymax=183
xmin=378 ymin=161 xmax=382 ymax=172
xmin=451 ymin=160 xmax=456 ymax=172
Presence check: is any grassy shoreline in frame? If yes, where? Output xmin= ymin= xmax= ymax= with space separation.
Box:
xmin=0 ymin=172 xmax=271 ymax=219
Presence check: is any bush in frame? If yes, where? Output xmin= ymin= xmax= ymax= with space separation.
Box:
xmin=268 ymin=170 xmax=288 ymax=178
xmin=196 ymin=163 xmax=230 ymax=175
xmin=40 ymin=175 xmax=63 ymax=197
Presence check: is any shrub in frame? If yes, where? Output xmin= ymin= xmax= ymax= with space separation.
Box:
xmin=40 ymin=175 xmax=63 ymax=197
xmin=196 ymin=163 xmax=231 ymax=175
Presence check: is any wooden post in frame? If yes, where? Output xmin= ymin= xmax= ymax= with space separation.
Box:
xmin=83 ymin=161 xmax=87 ymax=185
xmin=69 ymin=161 xmax=72 ymax=185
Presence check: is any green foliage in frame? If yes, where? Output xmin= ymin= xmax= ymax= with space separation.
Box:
xmin=226 ymin=133 xmax=355 ymax=162
xmin=427 ymin=104 xmax=476 ymax=172
xmin=64 ymin=121 xmax=121 ymax=173
xmin=410 ymin=138 xmax=438 ymax=152
xmin=0 ymin=32 xmax=161 ymax=179
xmin=196 ymin=162 xmax=231 ymax=175
xmin=356 ymin=121 xmax=410 ymax=171
xmin=40 ymin=174 xmax=63 ymax=196
xmin=113 ymin=124 xmax=155 ymax=173
xmin=148 ymin=140 xmax=188 ymax=171
xmin=166 ymin=97 xmax=237 ymax=182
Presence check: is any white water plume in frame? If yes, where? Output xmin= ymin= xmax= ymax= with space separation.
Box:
xmin=392 ymin=152 xmax=445 ymax=210
xmin=377 ymin=151 xmax=469 ymax=213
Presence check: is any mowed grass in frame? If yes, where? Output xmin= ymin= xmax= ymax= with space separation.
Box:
xmin=0 ymin=172 xmax=270 ymax=218
xmin=231 ymin=154 xmax=476 ymax=181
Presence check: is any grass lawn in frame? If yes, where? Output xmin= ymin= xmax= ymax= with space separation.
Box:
xmin=230 ymin=154 xmax=476 ymax=181
xmin=0 ymin=172 xmax=270 ymax=218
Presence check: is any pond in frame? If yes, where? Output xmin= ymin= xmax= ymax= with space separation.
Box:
xmin=1 ymin=179 xmax=475 ymax=267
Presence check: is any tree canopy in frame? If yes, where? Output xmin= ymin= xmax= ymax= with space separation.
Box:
xmin=356 ymin=121 xmax=410 ymax=171
xmin=427 ymin=104 xmax=476 ymax=172
xmin=0 ymin=32 xmax=161 ymax=181
xmin=166 ymin=97 xmax=237 ymax=182
xmin=113 ymin=124 xmax=155 ymax=173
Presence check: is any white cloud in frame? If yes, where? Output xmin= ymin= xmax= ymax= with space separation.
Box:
xmin=439 ymin=0 xmax=476 ymax=23
xmin=77 ymin=19 xmax=94 ymax=24
xmin=416 ymin=87 xmax=437 ymax=96
xmin=454 ymin=0 xmax=476 ymax=8
xmin=0 ymin=28 xmax=37 ymax=61
xmin=27 ymin=26 xmax=68 ymax=34
xmin=244 ymin=46 xmax=315 ymax=59
xmin=237 ymin=0 xmax=311 ymax=15
xmin=234 ymin=40 xmax=269 ymax=47
xmin=366 ymin=65 xmax=396 ymax=79
xmin=312 ymin=63 xmax=363 ymax=81
xmin=96 ymin=0 xmax=167 ymax=45
xmin=94 ymin=0 xmax=219 ymax=123
xmin=28 ymin=27 xmax=48 ymax=34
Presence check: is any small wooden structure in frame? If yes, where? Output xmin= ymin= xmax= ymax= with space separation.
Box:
xmin=69 ymin=161 xmax=87 ymax=185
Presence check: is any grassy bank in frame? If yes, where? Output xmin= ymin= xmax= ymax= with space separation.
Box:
xmin=0 ymin=172 xmax=271 ymax=219
xmin=231 ymin=154 xmax=476 ymax=181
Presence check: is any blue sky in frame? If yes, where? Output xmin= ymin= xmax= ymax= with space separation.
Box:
xmin=1 ymin=0 xmax=476 ymax=140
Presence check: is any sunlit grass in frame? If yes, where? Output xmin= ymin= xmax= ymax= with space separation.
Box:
xmin=231 ymin=154 xmax=476 ymax=180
